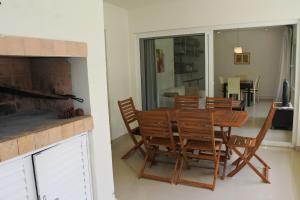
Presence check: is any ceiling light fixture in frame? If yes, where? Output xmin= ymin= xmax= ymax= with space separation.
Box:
xmin=234 ymin=29 xmax=243 ymax=53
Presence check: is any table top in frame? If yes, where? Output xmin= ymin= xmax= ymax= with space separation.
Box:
xmin=154 ymin=108 xmax=248 ymax=128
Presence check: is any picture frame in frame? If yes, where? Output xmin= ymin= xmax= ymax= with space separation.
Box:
xmin=155 ymin=49 xmax=165 ymax=73
xmin=234 ymin=52 xmax=250 ymax=65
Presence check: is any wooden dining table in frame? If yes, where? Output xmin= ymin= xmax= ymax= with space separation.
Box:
xmin=155 ymin=108 xmax=249 ymax=128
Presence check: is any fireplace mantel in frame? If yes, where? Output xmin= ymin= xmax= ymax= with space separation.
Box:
xmin=0 ymin=35 xmax=87 ymax=57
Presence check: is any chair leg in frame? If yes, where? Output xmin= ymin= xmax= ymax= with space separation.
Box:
xmin=254 ymin=153 xmax=271 ymax=169
xmin=221 ymin=146 xmax=228 ymax=180
xmin=227 ymin=127 xmax=233 ymax=157
xmin=138 ymin=154 xmax=150 ymax=178
xmin=212 ymin=149 xmax=221 ymax=190
xmin=172 ymin=155 xmax=181 ymax=184
xmin=232 ymin=148 xmax=248 ymax=166
xmin=232 ymin=158 xmax=240 ymax=166
xmin=227 ymin=147 xmax=270 ymax=183
xmin=149 ymin=147 xmax=158 ymax=167
xmin=175 ymin=156 xmax=185 ymax=185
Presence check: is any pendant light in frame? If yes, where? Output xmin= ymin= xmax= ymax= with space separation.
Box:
xmin=234 ymin=29 xmax=243 ymax=53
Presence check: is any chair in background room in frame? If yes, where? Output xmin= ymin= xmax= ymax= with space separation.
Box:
xmin=251 ymin=75 xmax=261 ymax=104
xmin=227 ymin=77 xmax=241 ymax=100
xmin=174 ymin=95 xmax=200 ymax=109
xmin=118 ymin=97 xmax=145 ymax=159
xmin=227 ymin=102 xmax=276 ymax=183
xmin=219 ymin=76 xmax=225 ymax=96
xmin=219 ymin=76 xmax=225 ymax=85
xmin=137 ymin=110 xmax=180 ymax=184
xmin=205 ymin=97 xmax=233 ymax=179
xmin=175 ymin=110 xmax=222 ymax=190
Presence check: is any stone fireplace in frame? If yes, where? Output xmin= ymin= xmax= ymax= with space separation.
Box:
xmin=0 ymin=35 xmax=93 ymax=153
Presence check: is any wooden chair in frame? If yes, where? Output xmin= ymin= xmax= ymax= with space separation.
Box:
xmin=118 ymin=97 xmax=145 ymax=159
xmin=205 ymin=97 xmax=233 ymax=179
xmin=137 ymin=110 xmax=180 ymax=183
xmin=175 ymin=95 xmax=200 ymax=110
xmin=175 ymin=110 xmax=222 ymax=191
xmin=227 ymin=102 xmax=276 ymax=183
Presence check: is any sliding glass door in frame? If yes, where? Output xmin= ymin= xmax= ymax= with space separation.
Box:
xmin=140 ymin=34 xmax=206 ymax=110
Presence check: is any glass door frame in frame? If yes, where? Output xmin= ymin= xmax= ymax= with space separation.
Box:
xmin=135 ymin=28 xmax=212 ymax=110
xmin=210 ymin=20 xmax=300 ymax=147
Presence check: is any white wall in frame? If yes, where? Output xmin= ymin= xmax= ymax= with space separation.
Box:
xmin=104 ymin=3 xmax=131 ymax=140
xmin=0 ymin=1 xmax=115 ymax=199
xmin=214 ymin=27 xmax=284 ymax=99
xmin=128 ymin=0 xmax=300 ymax=33
xmin=155 ymin=38 xmax=175 ymax=102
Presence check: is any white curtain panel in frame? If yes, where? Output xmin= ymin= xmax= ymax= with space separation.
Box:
xmin=276 ymin=27 xmax=292 ymax=101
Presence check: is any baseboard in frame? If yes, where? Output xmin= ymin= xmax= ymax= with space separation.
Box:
xmin=112 ymin=193 xmax=118 ymax=200
xmin=259 ymin=96 xmax=275 ymax=100
xmin=111 ymin=133 xmax=128 ymax=144
xmin=262 ymin=140 xmax=294 ymax=148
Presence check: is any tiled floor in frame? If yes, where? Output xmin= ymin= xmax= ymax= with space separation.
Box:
xmin=238 ymin=100 xmax=292 ymax=142
xmin=112 ymin=135 xmax=300 ymax=200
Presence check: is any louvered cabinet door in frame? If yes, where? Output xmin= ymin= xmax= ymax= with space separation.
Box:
xmin=0 ymin=156 xmax=37 ymax=200
xmin=33 ymin=134 xmax=92 ymax=200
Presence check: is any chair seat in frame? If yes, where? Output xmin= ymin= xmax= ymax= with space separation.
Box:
xmin=184 ymin=140 xmax=222 ymax=151
xmin=228 ymin=135 xmax=256 ymax=148
xmin=149 ymin=136 xmax=180 ymax=147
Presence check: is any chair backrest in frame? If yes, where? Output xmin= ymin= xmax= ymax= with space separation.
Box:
xmin=118 ymin=97 xmax=138 ymax=132
xmin=176 ymin=110 xmax=216 ymax=155
xmin=174 ymin=95 xmax=200 ymax=110
xmin=205 ymin=97 xmax=233 ymax=111
xmin=253 ymin=75 xmax=261 ymax=90
xmin=137 ymin=110 xmax=176 ymax=149
xmin=219 ymin=76 xmax=224 ymax=85
xmin=254 ymin=102 xmax=276 ymax=150
xmin=228 ymin=77 xmax=240 ymax=94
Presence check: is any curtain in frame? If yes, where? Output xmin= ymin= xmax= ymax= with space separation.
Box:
xmin=140 ymin=39 xmax=157 ymax=110
xmin=276 ymin=26 xmax=293 ymax=101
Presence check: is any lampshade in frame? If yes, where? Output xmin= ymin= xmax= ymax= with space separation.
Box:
xmin=234 ymin=46 xmax=243 ymax=54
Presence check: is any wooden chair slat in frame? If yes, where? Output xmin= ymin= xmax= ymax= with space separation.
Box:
xmin=175 ymin=96 xmax=200 ymax=109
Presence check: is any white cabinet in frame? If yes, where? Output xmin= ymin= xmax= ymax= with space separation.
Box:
xmin=33 ymin=134 xmax=92 ymax=200
xmin=0 ymin=156 xmax=37 ymax=200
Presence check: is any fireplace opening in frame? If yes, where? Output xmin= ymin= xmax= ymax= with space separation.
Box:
xmin=0 ymin=56 xmax=87 ymax=139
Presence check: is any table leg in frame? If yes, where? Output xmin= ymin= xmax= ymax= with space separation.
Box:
xmin=247 ymin=87 xmax=251 ymax=106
